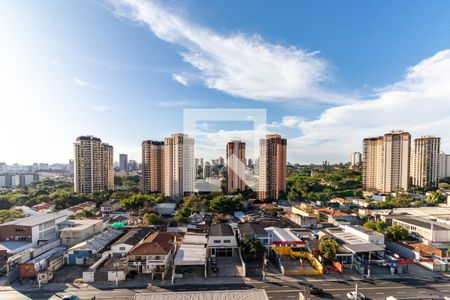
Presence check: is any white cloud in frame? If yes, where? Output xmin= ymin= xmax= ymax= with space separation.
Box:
xmin=73 ymin=77 xmax=104 ymax=90
xmin=109 ymin=0 xmax=346 ymax=104
xmin=172 ymin=73 xmax=189 ymax=86
xmin=287 ymin=50 xmax=450 ymax=163
xmin=154 ymin=99 xmax=195 ymax=107
xmin=73 ymin=77 xmax=89 ymax=87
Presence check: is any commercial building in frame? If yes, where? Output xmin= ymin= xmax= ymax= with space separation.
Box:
xmin=119 ymin=154 xmax=128 ymax=171
xmin=164 ymin=134 xmax=195 ymax=199
xmin=289 ymin=204 xmax=320 ymax=228
xmin=411 ymin=136 xmax=440 ymax=189
xmin=59 ymin=219 xmax=104 ymax=247
xmin=226 ymin=140 xmax=246 ymax=193
xmin=258 ymin=134 xmax=287 ymax=200
xmin=0 ymin=213 xmax=67 ymax=244
xmin=391 ymin=217 xmax=450 ymax=245
xmin=207 ymin=224 xmax=238 ymax=257
xmin=363 ymin=130 xmax=411 ymax=193
xmin=65 ymin=229 xmax=123 ymax=265
xmin=173 ymin=233 xmax=208 ymax=280
xmin=74 ymin=136 xmax=114 ymax=194
xmin=141 ymin=140 xmax=165 ymax=193
xmin=439 ymin=152 xmax=450 ymax=179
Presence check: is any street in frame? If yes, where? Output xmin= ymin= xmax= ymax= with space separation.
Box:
xmin=1 ymin=276 xmax=449 ymax=300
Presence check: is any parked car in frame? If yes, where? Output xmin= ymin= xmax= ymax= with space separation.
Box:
xmin=62 ymin=295 xmax=79 ymax=300
xmin=346 ymin=291 xmax=366 ymax=299
xmin=308 ymin=286 xmax=324 ymax=296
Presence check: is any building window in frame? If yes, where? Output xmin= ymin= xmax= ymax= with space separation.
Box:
xmin=224 ymin=240 xmax=231 ymax=244
xmin=119 ymin=247 xmax=125 ymax=251
xmin=15 ymin=228 xmax=25 ymax=232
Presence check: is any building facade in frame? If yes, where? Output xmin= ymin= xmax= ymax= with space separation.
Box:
xmin=439 ymin=152 xmax=450 ymax=179
xmin=119 ymin=154 xmax=128 ymax=171
xmin=226 ymin=141 xmax=246 ymax=193
xmin=141 ymin=140 xmax=165 ymax=193
xmin=411 ymin=136 xmax=441 ymax=189
xmin=74 ymin=136 xmax=114 ymax=194
xmin=363 ymin=130 xmax=411 ymax=193
xmin=163 ymin=134 xmax=194 ymax=199
xmin=258 ymin=134 xmax=287 ymax=200
xmin=350 ymin=152 xmax=362 ymax=167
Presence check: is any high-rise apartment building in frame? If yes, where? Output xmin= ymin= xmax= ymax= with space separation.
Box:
xmin=362 ymin=137 xmax=384 ymax=191
xmin=164 ymin=133 xmax=194 ymax=199
xmin=411 ymin=136 xmax=440 ymax=189
xmin=226 ymin=141 xmax=246 ymax=193
xmin=74 ymin=136 xmax=114 ymax=194
xmin=258 ymin=134 xmax=287 ymax=200
xmin=350 ymin=152 xmax=362 ymax=167
xmin=362 ymin=130 xmax=410 ymax=193
xmin=439 ymin=152 xmax=450 ymax=179
xmin=119 ymin=154 xmax=128 ymax=171
xmin=141 ymin=140 xmax=164 ymax=193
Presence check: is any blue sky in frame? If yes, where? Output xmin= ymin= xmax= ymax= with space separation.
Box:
xmin=1 ymin=0 xmax=450 ymax=164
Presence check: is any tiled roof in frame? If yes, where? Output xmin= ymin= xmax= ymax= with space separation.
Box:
xmin=318 ymin=207 xmax=349 ymax=217
xmin=128 ymin=232 xmax=176 ymax=256
xmin=208 ymin=223 xmax=234 ymax=236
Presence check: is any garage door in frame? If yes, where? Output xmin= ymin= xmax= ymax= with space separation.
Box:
xmin=216 ymin=248 xmax=233 ymax=257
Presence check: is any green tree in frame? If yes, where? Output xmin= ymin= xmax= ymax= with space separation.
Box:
xmin=173 ymin=207 xmax=191 ymax=225
xmin=387 ymin=225 xmax=409 ymax=241
xmin=143 ymin=212 xmax=160 ymax=225
xmin=363 ymin=220 xmax=386 ymax=234
xmin=426 ymin=191 xmax=445 ymax=206
xmin=0 ymin=210 xmax=24 ymax=223
xmin=241 ymin=236 xmax=265 ymax=262
xmin=319 ymin=239 xmax=339 ymax=261
xmin=209 ymin=195 xmax=243 ymax=213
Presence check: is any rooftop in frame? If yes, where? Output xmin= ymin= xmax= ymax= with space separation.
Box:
xmin=266 ymin=227 xmax=301 ymax=242
xmin=317 ymin=207 xmax=350 ymax=217
xmin=112 ymin=227 xmax=153 ymax=246
xmin=69 ymin=229 xmax=123 ymax=253
xmin=208 ymin=223 xmax=234 ymax=236
xmin=1 ymin=212 xmax=65 ymax=227
xmin=174 ymin=233 xmax=207 ymax=266
xmin=128 ymin=232 xmax=177 ymax=256
xmin=238 ymin=223 xmax=267 ymax=237
xmin=393 ymin=217 xmax=450 ymax=231
xmin=133 ymin=290 xmax=269 ymax=300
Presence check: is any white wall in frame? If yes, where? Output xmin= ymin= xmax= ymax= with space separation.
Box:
xmin=207 ymin=235 xmax=238 ymax=248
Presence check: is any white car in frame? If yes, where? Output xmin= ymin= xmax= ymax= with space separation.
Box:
xmin=346 ymin=291 xmax=366 ymax=300
xmin=61 ymin=295 xmax=79 ymax=300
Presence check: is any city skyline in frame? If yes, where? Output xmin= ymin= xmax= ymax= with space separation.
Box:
xmin=2 ymin=1 xmax=450 ymax=164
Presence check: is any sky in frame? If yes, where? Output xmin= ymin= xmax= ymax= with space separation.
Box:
xmin=1 ymin=0 xmax=450 ymax=164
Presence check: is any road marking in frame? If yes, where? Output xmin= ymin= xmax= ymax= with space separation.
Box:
xmin=376 ymin=292 xmax=384 ymax=295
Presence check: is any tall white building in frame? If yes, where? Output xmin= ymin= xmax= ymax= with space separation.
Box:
xmin=411 ymin=136 xmax=440 ymax=188
xmin=226 ymin=140 xmax=246 ymax=193
xmin=74 ymin=136 xmax=114 ymax=194
xmin=439 ymin=152 xmax=450 ymax=179
xmin=164 ymin=133 xmax=195 ymax=200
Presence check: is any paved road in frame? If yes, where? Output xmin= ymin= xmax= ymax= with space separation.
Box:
xmin=1 ymin=276 xmax=449 ymax=300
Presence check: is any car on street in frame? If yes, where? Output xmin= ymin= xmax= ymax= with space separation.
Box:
xmin=308 ymin=286 xmax=324 ymax=296
xmin=346 ymin=291 xmax=366 ymax=299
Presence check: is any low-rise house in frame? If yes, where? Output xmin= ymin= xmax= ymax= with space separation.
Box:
xmin=237 ymin=223 xmax=270 ymax=247
xmin=111 ymin=227 xmax=153 ymax=257
xmin=127 ymin=232 xmax=178 ymax=279
xmin=317 ymin=207 xmax=359 ymax=225
xmin=289 ymin=203 xmax=320 ymax=228
xmin=64 ymin=229 xmax=123 ymax=265
xmin=31 ymin=203 xmax=55 ymax=214
xmin=207 ymin=224 xmax=238 ymax=257
xmin=100 ymin=199 xmax=121 ymax=216
xmin=59 ymin=219 xmax=104 ymax=247
xmin=329 ymin=198 xmax=352 ymax=209
xmin=10 ymin=205 xmax=38 ymax=217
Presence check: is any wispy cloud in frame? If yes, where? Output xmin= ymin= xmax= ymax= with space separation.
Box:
xmin=73 ymin=77 xmax=104 ymax=90
xmin=90 ymin=105 xmax=116 ymax=111
xmin=109 ymin=0 xmax=348 ymax=104
xmin=154 ymin=99 xmax=195 ymax=107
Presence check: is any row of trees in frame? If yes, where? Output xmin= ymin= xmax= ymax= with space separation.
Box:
xmin=368 ymin=191 xmax=446 ymax=209
xmin=363 ymin=220 xmax=409 ymax=241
